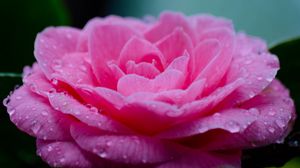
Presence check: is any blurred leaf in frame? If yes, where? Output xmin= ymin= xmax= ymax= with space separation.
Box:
xmin=281 ymin=157 xmax=300 ymax=168
xmin=270 ymin=37 xmax=300 ymax=118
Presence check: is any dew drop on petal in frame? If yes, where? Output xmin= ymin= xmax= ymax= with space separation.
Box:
xmin=275 ymin=119 xmax=285 ymax=128
xmin=268 ymin=127 xmax=275 ymax=133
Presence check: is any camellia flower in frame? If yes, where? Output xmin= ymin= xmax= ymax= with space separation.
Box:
xmin=4 ymin=12 xmax=296 ymax=168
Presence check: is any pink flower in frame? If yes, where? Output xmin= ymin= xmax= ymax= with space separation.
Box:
xmin=4 ymin=12 xmax=296 ymax=168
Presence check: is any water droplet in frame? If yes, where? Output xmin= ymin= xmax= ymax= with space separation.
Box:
xmin=268 ymin=127 xmax=275 ymax=133
xmin=142 ymin=158 xmax=147 ymax=163
xmin=31 ymin=107 xmax=37 ymax=111
xmin=16 ymin=96 xmax=22 ymax=100
xmin=66 ymin=33 xmax=72 ymax=39
xmin=80 ymin=65 xmax=87 ymax=72
xmin=41 ymin=111 xmax=48 ymax=116
xmin=51 ymin=79 xmax=58 ymax=85
xmin=268 ymin=111 xmax=275 ymax=116
xmin=226 ymin=121 xmax=240 ymax=132
xmin=123 ymin=154 xmax=128 ymax=159
xmin=275 ymin=119 xmax=285 ymax=128
xmin=266 ymin=77 xmax=273 ymax=82
xmin=3 ymin=97 xmax=10 ymax=106
xmin=90 ymin=107 xmax=98 ymax=113
xmin=106 ymin=141 xmax=112 ymax=147
xmin=62 ymin=102 xmax=67 ymax=106
xmin=213 ymin=113 xmax=221 ymax=117
xmin=98 ymin=151 xmax=107 ymax=158
xmin=74 ymin=111 xmax=81 ymax=115
xmin=248 ymin=92 xmax=255 ymax=98
xmin=245 ymin=60 xmax=252 ymax=64
xmin=47 ymin=146 xmax=53 ymax=152
xmin=257 ymin=76 xmax=263 ymax=81
xmin=8 ymin=109 xmax=16 ymax=116
xmin=31 ymin=122 xmax=41 ymax=134
xmin=59 ymin=158 xmax=65 ymax=163
xmin=248 ymin=108 xmax=259 ymax=115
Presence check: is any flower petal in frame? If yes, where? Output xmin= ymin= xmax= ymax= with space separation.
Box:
xmin=47 ymin=91 xmax=131 ymax=133
xmin=117 ymin=69 xmax=184 ymax=96
xmin=118 ymin=37 xmax=165 ymax=71
xmin=34 ymin=27 xmax=81 ymax=79
xmin=37 ymin=140 xmax=93 ymax=167
xmin=51 ymin=52 xmax=98 ymax=86
xmin=195 ymin=28 xmax=235 ymax=94
xmin=145 ymin=12 xmax=195 ymax=43
xmin=89 ymin=24 xmax=138 ymax=88
xmin=156 ymin=28 xmax=193 ymax=65
xmin=126 ymin=61 xmax=160 ymax=79
xmin=4 ymin=86 xmax=73 ymax=140
xmin=70 ymin=123 xmax=177 ymax=164
xmin=222 ymin=33 xmax=279 ymax=105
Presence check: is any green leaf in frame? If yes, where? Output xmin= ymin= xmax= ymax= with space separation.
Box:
xmin=270 ymin=37 xmax=300 ymax=143
xmin=282 ymin=157 xmax=300 ymax=168
xmin=270 ymin=37 xmax=300 ymax=115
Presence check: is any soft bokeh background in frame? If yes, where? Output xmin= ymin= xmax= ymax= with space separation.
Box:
xmin=0 ymin=0 xmax=299 ymax=167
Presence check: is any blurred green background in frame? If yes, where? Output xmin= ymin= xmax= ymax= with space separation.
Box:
xmin=0 ymin=0 xmax=299 ymax=167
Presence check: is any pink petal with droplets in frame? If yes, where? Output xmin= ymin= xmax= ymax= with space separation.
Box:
xmin=4 ymin=86 xmax=73 ymax=140
xmin=71 ymin=123 xmax=177 ymax=164
xmin=23 ymin=64 xmax=53 ymax=97
xmin=222 ymin=33 xmax=279 ymax=105
xmin=37 ymin=140 xmax=93 ymax=168
xmin=34 ymin=27 xmax=80 ymax=79
xmin=47 ymin=92 xmax=131 ymax=133
xmin=51 ymin=52 xmax=98 ymax=86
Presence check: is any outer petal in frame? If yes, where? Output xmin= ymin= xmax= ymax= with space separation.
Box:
xmin=159 ymin=107 xmax=258 ymax=139
xmin=37 ymin=140 xmax=93 ymax=168
xmin=239 ymin=79 xmax=296 ymax=147
xmin=23 ymin=63 xmax=53 ymax=97
xmin=47 ymin=91 xmax=131 ymax=133
xmin=160 ymin=80 xmax=295 ymax=151
xmin=34 ymin=27 xmax=81 ymax=79
xmin=4 ymin=86 xmax=73 ymax=140
xmin=51 ymin=52 xmax=98 ymax=86
xmin=70 ymin=123 xmax=177 ymax=164
xmin=222 ymin=33 xmax=279 ymax=105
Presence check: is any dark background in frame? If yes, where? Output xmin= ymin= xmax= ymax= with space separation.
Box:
xmin=0 ymin=0 xmax=299 ymax=167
